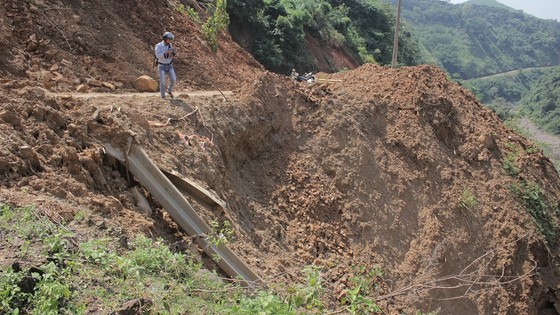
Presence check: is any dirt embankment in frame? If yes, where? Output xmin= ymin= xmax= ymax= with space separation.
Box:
xmin=3 ymin=64 xmax=560 ymax=313
xmin=2 ymin=1 xmax=560 ymax=314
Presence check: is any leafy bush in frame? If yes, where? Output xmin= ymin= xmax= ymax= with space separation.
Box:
xmin=342 ymin=265 xmax=383 ymax=314
xmin=203 ymin=0 xmax=230 ymax=52
xmin=510 ymin=181 xmax=560 ymax=243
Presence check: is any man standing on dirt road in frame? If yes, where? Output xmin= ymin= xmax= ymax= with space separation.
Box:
xmin=155 ymin=32 xmax=177 ymax=99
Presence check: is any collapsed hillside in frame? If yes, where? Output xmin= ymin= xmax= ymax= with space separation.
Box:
xmin=3 ymin=64 xmax=560 ymax=314
xmin=2 ymin=0 xmax=560 ymax=314
xmin=0 ymin=0 xmax=263 ymax=91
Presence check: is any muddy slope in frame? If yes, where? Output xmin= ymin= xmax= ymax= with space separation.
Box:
xmin=1 ymin=0 xmax=560 ymax=314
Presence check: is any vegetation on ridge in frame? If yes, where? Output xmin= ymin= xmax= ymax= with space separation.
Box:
xmin=227 ymin=0 xmax=423 ymax=74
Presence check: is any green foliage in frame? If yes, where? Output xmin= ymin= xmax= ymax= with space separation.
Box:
xmin=342 ymin=265 xmax=383 ymax=314
xmin=1 ymin=265 xmax=31 ymax=313
xmin=521 ymin=66 xmax=560 ymax=135
xmin=227 ymin=265 xmax=325 ymax=314
xmin=228 ymin=0 xmax=423 ymax=73
xmin=175 ymin=2 xmax=187 ymax=13
xmin=503 ymin=153 xmax=520 ymax=176
xmin=502 ymin=143 xmax=521 ymax=176
xmin=169 ymin=0 xmax=202 ymax=23
xmin=459 ymin=190 xmax=477 ymax=210
xmin=203 ymin=0 xmax=230 ymax=52
xmin=463 ymin=68 xmax=552 ymax=104
xmin=389 ymin=0 xmax=560 ymax=79
xmin=1 ymin=204 xmax=48 ymax=240
xmin=334 ymin=0 xmax=422 ymax=66
xmin=32 ymin=263 xmax=72 ymax=315
xmin=208 ymin=220 xmax=234 ymax=247
xmin=228 ymin=291 xmax=295 ymax=314
xmin=187 ymin=7 xmax=203 ymax=24
xmin=3 ymin=204 xmax=374 ymax=314
xmin=486 ymin=98 xmax=515 ymax=121
xmin=286 ymin=266 xmax=325 ymax=311
xmin=509 ymin=181 xmax=560 ymax=243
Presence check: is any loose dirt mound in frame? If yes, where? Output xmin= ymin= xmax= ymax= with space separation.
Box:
xmin=2 ymin=1 xmax=560 ymax=314
xmin=0 ymin=0 xmax=263 ymax=92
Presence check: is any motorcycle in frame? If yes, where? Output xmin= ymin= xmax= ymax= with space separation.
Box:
xmin=291 ymin=69 xmax=316 ymax=83
xmin=296 ymin=72 xmax=316 ymax=83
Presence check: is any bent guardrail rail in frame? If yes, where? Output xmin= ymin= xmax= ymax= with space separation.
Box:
xmin=103 ymin=140 xmax=262 ymax=287
xmin=162 ymin=169 xmax=227 ymax=213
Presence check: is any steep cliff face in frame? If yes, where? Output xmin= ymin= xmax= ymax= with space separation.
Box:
xmin=1 ymin=1 xmax=560 ymax=314
xmin=228 ymin=19 xmax=362 ymax=74
xmin=304 ymin=33 xmax=361 ymax=72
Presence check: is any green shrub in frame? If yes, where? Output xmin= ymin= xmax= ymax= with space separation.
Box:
xmin=342 ymin=265 xmax=383 ymax=314
xmin=459 ymin=190 xmax=477 ymax=210
xmin=203 ymin=0 xmax=230 ymax=52
xmin=510 ymin=181 xmax=560 ymax=243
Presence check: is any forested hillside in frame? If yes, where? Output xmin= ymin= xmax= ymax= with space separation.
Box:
xmin=385 ymin=0 xmax=560 ymax=79
xmin=521 ymin=67 xmax=560 ymax=134
xmin=227 ymin=0 xmax=423 ymax=74
xmin=463 ymin=67 xmax=558 ymax=104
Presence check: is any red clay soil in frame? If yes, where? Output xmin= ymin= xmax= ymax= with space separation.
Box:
xmin=2 ymin=1 xmax=560 ymax=314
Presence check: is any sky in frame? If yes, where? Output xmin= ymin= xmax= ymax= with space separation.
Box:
xmin=449 ymin=0 xmax=560 ymax=21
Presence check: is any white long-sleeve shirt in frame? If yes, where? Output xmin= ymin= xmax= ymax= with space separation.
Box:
xmin=155 ymin=41 xmax=174 ymax=64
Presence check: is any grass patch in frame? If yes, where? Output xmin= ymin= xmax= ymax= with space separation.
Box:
xmin=459 ymin=190 xmax=478 ymax=210
xmin=502 ymin=143 xmax=521 ymax=176
xmin=1 ymin=204 xmax=392 ymax=314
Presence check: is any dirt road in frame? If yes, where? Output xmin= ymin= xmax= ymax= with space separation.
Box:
xmin=519 ymin=116 xmax=560 ymax=164
xmin=45 ymin=90 xmax=232 ymax=99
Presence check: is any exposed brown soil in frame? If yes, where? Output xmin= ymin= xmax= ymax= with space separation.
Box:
xmin=2 ymin=1 xmax=560 ymax=314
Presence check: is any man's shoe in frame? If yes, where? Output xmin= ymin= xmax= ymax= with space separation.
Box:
xmin=167 ymin=91 xmax=174 ymax=99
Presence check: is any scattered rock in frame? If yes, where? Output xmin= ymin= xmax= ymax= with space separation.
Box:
xmin=102 ymin=82 xmax=117 ymax=91
xmin=125 ymin=111 xmax=150 ymax=129
xmin=111 ymin=298 xmax=149 ymax=315
xmin=132 ymin=75 xmax=158 ymax=92
xmin=39 ymin=70 xmax=53 ymax=83
xmin=87 ymin=78 xmax=103 ymax=87
xmin=76 ymin=84 xmax=88 ymax=92
xmin=478 ymin=133 xmax=497 ymax=150
xmin=61 ymin=59 xmax=73 ymax=67
xmin=26 ymin=41 xmax=39 ymax=52
xmin=45 ymin=49 xmax=57 ymax=61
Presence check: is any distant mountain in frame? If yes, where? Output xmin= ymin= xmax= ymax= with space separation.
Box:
xmin=384 ymin=0 xmax=560 ymax=79
xmin=463 ymin=0 xmax=517 ymax=12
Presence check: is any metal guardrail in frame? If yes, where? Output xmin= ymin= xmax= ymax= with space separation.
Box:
xmin=103 ymin=140 xmax=262 ymax=287
xmin=162 ymin=169 xmax=227 ymax=213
